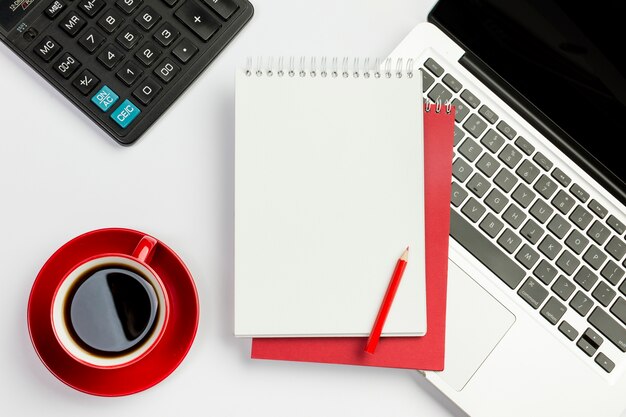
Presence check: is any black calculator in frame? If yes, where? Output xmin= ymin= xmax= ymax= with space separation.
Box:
xmin=0 ymin=0 xmax=253 ymax=145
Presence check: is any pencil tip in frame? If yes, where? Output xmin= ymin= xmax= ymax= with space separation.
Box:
xmin=401 ymin=247 xmax=409 ymax=261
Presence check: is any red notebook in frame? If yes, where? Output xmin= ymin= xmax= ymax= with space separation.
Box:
xmin=251 ymin=106 xmax=455 ymax=370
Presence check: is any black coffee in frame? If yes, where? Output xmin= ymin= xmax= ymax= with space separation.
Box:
xmin=65 ymin=265 xmax=159 ymax=357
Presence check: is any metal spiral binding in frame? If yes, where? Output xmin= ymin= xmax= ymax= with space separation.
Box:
xmin=424 ymin=97 xmax=453 ymax=114
xmin=244 ymin=57 xmax=419 ymax=79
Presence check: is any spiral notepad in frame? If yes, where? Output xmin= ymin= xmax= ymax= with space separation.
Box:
xmin=235 ymin=57 xmax=426 ymax=337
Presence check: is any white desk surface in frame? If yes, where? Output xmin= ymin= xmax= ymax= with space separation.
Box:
xmin=0 ymin=0 xmax=468 ymax=416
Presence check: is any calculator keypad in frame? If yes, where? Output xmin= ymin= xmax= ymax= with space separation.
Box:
xmin=17 ymin=0 xmax=252 ymax=144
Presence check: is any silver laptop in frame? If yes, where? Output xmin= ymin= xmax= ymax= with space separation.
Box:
xmin=389 ymin=1 xmax=626 ymax=416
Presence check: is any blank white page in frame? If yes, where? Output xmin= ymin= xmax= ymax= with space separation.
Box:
xmin=235 ymin=62 xmax=425 ymax=337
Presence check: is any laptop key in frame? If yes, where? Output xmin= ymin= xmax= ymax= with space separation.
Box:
xmin=479 ymin=213 xmax=504 ymax=238
xmin=534 ymin=260 xmax=558 ymax=285
xmin=533 ymin=174 xmax=557 ymax=199
xmin=583 ymin=245 xmax=608 ymax=270
xmin=548 ymin=214 xmax=571 ymax=239
xmin=570 ymin=184 xmax=590 ymax=203
xmin=532 ymin=152 xmax=553 ymax=171
xmin=476 ymin=153 xmax=500 ymax=177
xmin=512 ymin=183 xmax=536 ymax=208
xmin=520 ymin=219 xmax=543 ymax=244
xmin=595 ymin=353 xmax=615 ymax=373
xmin=421 ymin=69 xmax=435 ymax=92
xmin=518 ymin=277 xmax=548 ymax=309
xmin=424 ymin=58 xmax=444 ymax=77
xmin=450 ymin=210 xmax=525 ymax=289
xmin=451 ymin=182 xmax=468 ymax=207
xmin=461 ymin=197 xmax=486 ymax=223
xmin=570 ymin=205 xmax=593 ymax=230
xmin=529 ymin=199 xmax=553 ymax=224
xmin=577 ymin=337 xmax=597 ymax=357
xmin=552 ymin=190 xmax=576 ymax=215
xmin=467 ymin=173 xmax=491 ymax=198
xmin=551 ymin=168 xmax=571 ymax=187
xmin=573 ymin=265 xmax=598 ymax=291
xmin=538 ymin=235 xmax=562 ymax=260
xmin=460 ymin=89 xmax=480 ymax=108
xmin=565 ymin=229 xmax=589 ymax=255
xmin=498 ymin=229 xmax=523 ymax=254
xmin=588 ymin=307 xmax=626 ymax=352
xmin=559 ymin=321 xmax=579 ymax=341
xmin=557 ymin=250 xmax=580 ymax=276
xmin=452 ymin=158 xmax=473 ymax=182
xmin=514 ymin=136 xmax=534 ymax=156
xmin=481 ymin=130 xmax=505 ymax=153
xmin=540 ymin=297 xmax=567 ymax=325
xmin=484 ymin=189 xmax=508 ymax=213
xmin=606 ymin=236 xmax=626 ymax=261
xmin=516 ymin=159 xmax=540 ymax=184
xmin=516 ymin=244 xmax=540 ymax=269
xmin=553 ymin=275 xmax=575 ymax=301
xmin=428 ymin=83 xmax=453 ymax=106
xmin=607 ymin=215 xmax=626 ymax=235
xmin=498 ymin=144 xmax=522 ymax=169
xmin=611 ymin=297 xmax=626 ymax=325
xmin=588 ymin=199 xmax=608 ymax=219
xmin=587 ymin=221 xmax=611 ymax=246
xmin=496 ymin=120 xmax=516 ymax=140
xmin=459 ymin=138 xmax=483 ymax=162
xmin=463 ymin=114 xmax=488 ymax=138
xmin=601 ymin=260 xmax=624 ymax=286
xmin=502 ymin=203 xmax=526 ymax=229
xmin=592 ymin=282 xmax=616 ymax=307
xmin=478 ymin=105 xmax=498 ymax=124
xmin=451 ymin=98 xmax=469 ymax=122
xmin=442 ymin=73 xmax=462 ymax=93
xmin=570 ymin=291 xmax=594 ymax=316
xmin=453 ymin=125 xmax=464 ymax=146
xmin=494 ymin=168 xmax=518 ymax=193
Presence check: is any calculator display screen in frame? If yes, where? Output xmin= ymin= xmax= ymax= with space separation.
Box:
xmin=0 ymin=0 xmax=37 ymax=31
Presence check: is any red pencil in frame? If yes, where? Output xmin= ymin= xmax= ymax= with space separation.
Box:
xmin=365 ymin=247 xmax=409 ymax=354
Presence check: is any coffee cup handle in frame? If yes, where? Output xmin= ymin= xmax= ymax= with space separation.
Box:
xmin=132 ymin=236 xmax=158 ymax=264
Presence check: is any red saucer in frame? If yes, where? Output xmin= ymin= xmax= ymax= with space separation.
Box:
xmin=28 ymin=228 xmax=199 ymax=396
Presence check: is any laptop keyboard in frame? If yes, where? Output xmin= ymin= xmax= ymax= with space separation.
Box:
xmin=422 ymin=57 xmax=626 ymax=375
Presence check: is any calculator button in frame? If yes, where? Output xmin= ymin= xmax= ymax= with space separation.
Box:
xmin=175 ymin=0 xmax=221 ymax=41
xmin=111 ymin=99 xmax=141 ymax=128
xmin=59 ymin=12 xmax=87 ymax=37
xmin=72 ymin=69 xmax=100 ymax=95
xmin=78 ymin=0 xmax=106 ymax=17
xmin=98 ymin=44 xmax=124 ymax=69
xmin=117 ymin=60 xmax=143 ymax=86
xmin=116 ymin=25 xmax=142 ymax=50
xmin=91 ymin=85 xmax=119 ymax=111
xmin=162 ymin=0 xmax=180 ymax=6
xmin=154 ymin=22 xmax=180 ymax=47
xmin=116 ymin=0 xmax=142 ymax=15
xmin=53 ymin=53 xmax=81 ymax=78
xmin=98 ymin=9 xmax=124 ymax=34
xmin=45 ymin=0 xmax=66 ymax=19
xmin=78 ymin=27 xmax=105 ymax=53
xmin=136 ymin=6 xmax=161 ymax=31
xmin=154 ymin=57 xmax=180 ymax=83
xmin=135 ymin=42 xmax=161 ymax=66
xmin=133 ymin=77 xmax=162 ymax=105
xmin=33 ymin=36 xmax=62 ymax=62
xmin=202 ymin=0 xmax=239 ymax=20
xmin=172 ymin=37 xmax=198 ymax=63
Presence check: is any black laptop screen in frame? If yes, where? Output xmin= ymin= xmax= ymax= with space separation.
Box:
xmin=430 ymin=0 xmax=626 ymax=189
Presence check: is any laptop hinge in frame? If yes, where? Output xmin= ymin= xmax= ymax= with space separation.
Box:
xmin=459 ymin=52 xmax=626 ymax=207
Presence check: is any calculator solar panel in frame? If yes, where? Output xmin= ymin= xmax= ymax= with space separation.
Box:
xmin=0 ymin=0 xmax=253 ymax=145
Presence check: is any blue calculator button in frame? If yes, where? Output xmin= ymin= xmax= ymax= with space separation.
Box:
xmin=91 ymin=85 xmax=119 ymax=112
xmin=110 ymin=99 xmax=141 ymax=129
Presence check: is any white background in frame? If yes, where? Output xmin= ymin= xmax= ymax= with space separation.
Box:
xmin=0 ymin=0 xmax=469 ymax=416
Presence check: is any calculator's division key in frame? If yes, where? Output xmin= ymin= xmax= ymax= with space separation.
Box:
xmin=78 ymin=27 xmax=105 ymax=53
xmin=33 ymin=36 xmax=62 ymax=63
xmin=175 ymin=0 xmax=221 ymax=41
xmin=172 ymin=38 xmax=199 ymax=64
xmin=202 ymin=0 xmax=239 ymax=20
xmin=116 ymin=0 xmax=143 ymax=15
xmin=133 ymin=77 xmax=162 ymax=105
xmin=53 ymin=53 xmax=81 ymax=79
xmin=78 ymin=0 xmax=106 ymax=18
xmin=59 ymin=12 xmax=87 ymax=37
xmin=72 ymin=69 xmax=100 ymax=95
xmin=116 ymin=60 xmax=143 ymax=86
